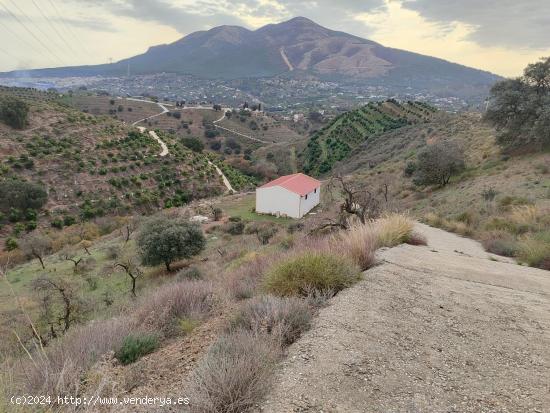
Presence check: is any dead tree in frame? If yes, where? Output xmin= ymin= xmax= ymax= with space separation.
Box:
xmin=331 ymin=176 xmax=381 ymax=224
xmin=115 ymin=257 xmax=143 ymax=297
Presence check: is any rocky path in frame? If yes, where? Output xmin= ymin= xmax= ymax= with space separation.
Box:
xmin=260 ymin=224 xmax=550 ymax=412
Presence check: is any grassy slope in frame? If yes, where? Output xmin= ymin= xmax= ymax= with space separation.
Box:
xmin=301 ymin=100 xmax=437 ymax=176
xmin=334 ymin=111 xmax=550 ymax=267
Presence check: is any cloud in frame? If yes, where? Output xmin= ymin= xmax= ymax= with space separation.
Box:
xmin=401 ymin=0 xmax=550 ymax=50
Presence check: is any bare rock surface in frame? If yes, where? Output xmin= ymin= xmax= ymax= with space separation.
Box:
xmin=260 ymin=224 xmax=550 ymax=412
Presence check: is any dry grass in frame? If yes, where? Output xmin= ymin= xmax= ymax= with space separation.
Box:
xmin=133 ymin=280 xmax=215 ymax=336
xmin=187 ymin=330 xmax=281 ymax=413
xmin=231 ymin=295 xmax=312 ymax=345
xmin=509 ymin=205 xmax=542 ymax=227
xmin=332 ymin=223 xmax=379 ymax=270
xmin=264 ymin=252 xmax=360 ymax=297
xmin=375 ymin=213 xmax=415 ymax=247
xmin=517 ymin=238 xmax=550 ymax=270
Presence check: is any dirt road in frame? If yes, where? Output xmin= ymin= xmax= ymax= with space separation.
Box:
xmin=261 ymin=224 xmax=550 ymax=412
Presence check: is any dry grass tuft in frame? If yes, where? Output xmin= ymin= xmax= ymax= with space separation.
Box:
xmin=187 ymin=330 xmax=281 ymax=413
xmin=375 ymin=213 xmax=415 ymax=247
xmin=332 ymin=223 xmax=379 ymax=270
xmin=134 ymin=280 xmax=215 ymax=336
xmin=509 ymin=205 xmax=541 ymax=227
xmin=231 ymin=295 xmax=312 ymax=346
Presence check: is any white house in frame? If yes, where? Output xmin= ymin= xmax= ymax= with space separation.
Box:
xmin=256 ymin=173 xmax=321 ymax=219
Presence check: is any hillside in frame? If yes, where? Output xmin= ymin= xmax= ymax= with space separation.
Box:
xmin=0 ymin=88 xmax=254 ymax=251
xmin=301 ymin=100 xmax=436 ymax=176
xmin=1 ymin=17 xmax=500 ymax=92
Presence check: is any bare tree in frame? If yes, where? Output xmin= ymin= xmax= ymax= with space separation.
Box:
xmin=120 ymin=216 xmax=138 ymax=244
xmin=115 ymin=254 xmax=143 ymax=297
xmin=19 ymin=233 xmax=52 ymax=269
xmin=330 ymin=176 xmax=381 ymax=225
xmin=31 ymin=276 xmax=83 ymax=336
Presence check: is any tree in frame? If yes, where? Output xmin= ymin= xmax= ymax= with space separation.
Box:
xmin=0 ymin=97 xmax=29 ymax=129
xmin=485 ymin=56 xmax=550 ymax=151
xmin=115 ymin=253 xmax=143 ymax=297
xmin=31 ymin=276 xmax=84 ymax=337
xmin=0 ymin=180 xmax=47 ymax=213
xmin=182 ymin=137 xmax=204 ymax=152
xmin=412 ymin=141 xmax=465 ymax=187
xmin=137 ymin=216 xmax=206 ymax=271
xmin=20 ymin=233 xmax=52 ymax=269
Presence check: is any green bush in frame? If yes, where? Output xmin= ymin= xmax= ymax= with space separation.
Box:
xmin=115 ymin=334 xmax=159 ymax=365
xmin=0 ymin=97 xmax=29 ymax=129
xmin=264 ymin=252 xmax=360 ymax=297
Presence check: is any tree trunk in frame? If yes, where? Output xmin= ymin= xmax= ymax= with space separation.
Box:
xmin=165 ymin=261 xmax=171 ymax=272
xmin=131 ymin=276 xmax=137 ymax=297
xmin=35 ymin=254 xmax=45 ymax=269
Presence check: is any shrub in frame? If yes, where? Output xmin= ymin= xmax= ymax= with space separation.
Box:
xmin=182 ymin=137 xmax=204 ymax=152
xmin=481 ymin=233 xmax=519 ymax=257
xmin=137 ymin=215 xmax=206 ymax=271
xmin=231 ymin=295 xmax=312 ymax=345
xmin=224 ymin=221 xmax=245 ymax=235
xmin=264 ymin=252 xmax=360 ymax=297
xmin=333 ymin=223 xmax=378 ymax=270
xmin=0 ymin=97 xmax=29 ymax=129
xmin=133 ymin=280 xmax=214 ymax=336
xmin=517 ymin=238 xmax=550 ymax=270
xmin=187 ymin=331 xmax=281 ymax=413
xmin=413 ymin=141 xmax=465 ymax=186
xmin=177 ymin=266 xmax=202 ymax=280
xmin=375 ymin=214 xmax=414 ymax=247
xmin=245 ymin=222 xmax=278 ymax=245
xmin=0 ymin=180 xmax=47 ymax=213
xmin=179 ymin=318 xmax=200 ymax=335
xmin=115 ymin=334 xmax=159 ymax=365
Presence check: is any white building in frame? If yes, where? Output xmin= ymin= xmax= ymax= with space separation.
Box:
xmin=256 ymin=173 xmax=321 ymax=219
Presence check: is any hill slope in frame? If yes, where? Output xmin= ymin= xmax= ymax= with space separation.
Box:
xmin=1 ymin=17 xmax=500 ymax=90
xmin=301 ymin=100 xmax=436 ymax=176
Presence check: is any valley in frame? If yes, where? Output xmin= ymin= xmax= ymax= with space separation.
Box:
xmin=0 ymin=10 xmax=549 ymax=413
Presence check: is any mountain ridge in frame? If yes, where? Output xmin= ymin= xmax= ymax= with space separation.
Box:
xmin=0 ymin=16 xmax=500 ymax=88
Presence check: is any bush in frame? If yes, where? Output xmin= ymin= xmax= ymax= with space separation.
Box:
xmin=137 ymin=215 xmax=206 ymax=271
xmin=0 ymin=180 xmax=47 ymax=213
xmin=245 ymin=222 xmax=278 ymax=245
xmin=264 ymin=252 xmax=360 ymax=297
xmin=224 ymin=221 xmax=245 ymax=235
xmin=375 ymin=214 xmax=414 ymax=247
xmin=413 ymin=141 xmax=465 ymax=186
xmin=182 ymin=137 xmax=204 ymax=152
xmin=133 ymin=280 xmax=214 ymax=336
xmin=187 ymin=330 xmax=281 ymax=413
xmin=231 ymin=295 xmax=312 ymax=345
xmin=115 ymin=334 xmax=159 ymax=365
xmin=333 ymin=223 xmax=378 ymax=270
xmin=0 ymin=97 xmax=29 ymax=129
xmin=177 ymin=266 xmax=202 ymax=280
xmin=517 ymin=238 xmax=550 ymax=270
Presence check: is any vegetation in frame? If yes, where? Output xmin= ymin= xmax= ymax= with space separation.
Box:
xmin=137 ymin=216 xmax=206 ymax=271
xmin=301 ymin=100 xmax=436 ymax=176
xmin=264 ymin=252 xmax=360 ymax=297
xmin=485 ymin=56 xmax=550 ymax=152
xmin=0 ymin=180 xmax=47 ymax=213
xmin=0 ymin=96 xmax=29 ymax=129
xmin=115 ymin=334 xmax=159 ymax=365
xmin=410 ymin=141 xmax=465 ymax=186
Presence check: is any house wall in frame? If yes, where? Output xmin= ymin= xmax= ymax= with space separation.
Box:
xmin=256 ymin=186 xmax=301 ymax=218
xmin=299 ymin=186 xmax=320 ymax=218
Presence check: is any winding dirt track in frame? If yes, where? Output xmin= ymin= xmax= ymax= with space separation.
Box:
xmin=260 ymin=224 xmax=550 ymax=412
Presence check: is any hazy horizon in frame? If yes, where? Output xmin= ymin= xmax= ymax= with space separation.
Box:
xmin=0 ymin=0 xmax=548 ymax=77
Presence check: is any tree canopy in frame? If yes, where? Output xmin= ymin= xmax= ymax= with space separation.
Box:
xmin=0 ymin=97 xmax=29 ymax=129
xmin=485 ymin=56 xmax=550 ymax=152
xmin=137 ymin=215 xmax=205 ymax=271
xmin=0 ymin=180 xmax=48 ymax=212
xmin=412 ymin=141 xmax=465 ymax=187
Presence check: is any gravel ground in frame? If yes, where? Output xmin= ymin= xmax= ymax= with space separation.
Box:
xmin=260 ymin=224 xmax=550 ymax=412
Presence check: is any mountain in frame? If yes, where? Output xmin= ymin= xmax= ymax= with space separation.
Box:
xmin=1 ymin=17 xmax=500 ymax=87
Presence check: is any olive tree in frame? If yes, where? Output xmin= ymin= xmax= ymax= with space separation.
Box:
xmin=412 ymin=141 xmax=465 ymax=187
xmin=137 ymin=215 xmax=205 ymax=272
xmin=0 ymin=97 xmax=29 ymax=129
xmin=0 ymin=180 xmax=47 ymax=213
xmin=19 ymin=233 xmax=52 ymax=269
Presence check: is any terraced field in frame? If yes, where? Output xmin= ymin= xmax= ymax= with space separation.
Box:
xmin=301 ymin=100 xmax=436 ymax=176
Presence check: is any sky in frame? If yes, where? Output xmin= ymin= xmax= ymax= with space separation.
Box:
xmin=0 ymin=0 xmax=548 ymax=77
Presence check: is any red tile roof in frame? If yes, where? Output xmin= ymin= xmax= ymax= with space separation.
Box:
xmin=259 ymin=173 xmax=320 ymax=196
